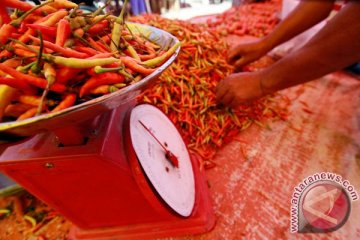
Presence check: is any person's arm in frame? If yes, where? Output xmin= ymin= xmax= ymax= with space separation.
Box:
xmin=260 ymin=1 xmax=360 ymax=94
xmin=217 ymin=1 xmax=360 ymax=107
xmin=228 ymin=0 xmax=335 ymax=69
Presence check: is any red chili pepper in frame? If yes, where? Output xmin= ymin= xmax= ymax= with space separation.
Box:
xmin=16 ymin=4 xmax=58 ymax=43
xmin=0 ymin=24 xmax=17 ymax=44
xmin=98 ymin=34 xmax=111 ymax=45
xmin=96 ymin=40 xmax=110 ymax=52
xmin=73 ymin=28 xmax=84 ymax=38
xmin=18 ymin=29 xmax=36 ymax=44
xmin=203 ymin=160 xmax=217 ymax=170
xmin=73 ymin=46 xmax=98 ymax=56
xmin=87 ymin=37 xmax=107 ymax=52
xmin=102 ymin=62 xmax=121 ymax=68
xmin=0 ymin=63 xmax=66 ymax=93
xmin=0 ymin=76 xmax=37 ymax=94
xmin=55 ymin=19 xmax=70 ymax=47
xmin=138 ymin=53 xmax=157 ymax=61
xmin=29 ymin=35 xmax=88 ymax=58
xmin=51 ymin=94 xmax=76 ymax=113
xmin=14 ymin=43 xmax=50 ymax=54
xmin=14 ymin=48 xmax=37 ymax=58
xmin=18 ymin=95 xmax=42 ymax=106
xmin=86 ymin=67 xmax=97 ymax=76
xmin=49 ymin=0 xmax=78 ymax=9
xmin=0 ymin=49 xmax=13 ymax=60
xmin=22 ymin=13 xmax=42 ymax=24
xmin=1 ymin=58 xmax=21 ymax=70
xmin=26 ymin=24 xmax=57 ymax=37
xmin=87 ymin=20 xmax=109 ymax=35
xmin=42 ymin=33 xmax=55 ymax=43
xmin=3 ymin=0 xmax=38 ymax=12
xmin=79 ymin=72 xmax=124 ymax=97
xmin=87 ymin=52 xmax=113 ymax=59
xmin=55 ymin=67 xmax=82 ymax=84
xmin=4 ymin=103 xmax=33 ymax=118
xmin=0 ymin=6 xmax=10 ymax=25
xmin=7 ymin=0 xmax=55 ymax=33
xmin=33 ymin=11 xmax=55 ymax=24
xmin=10 ymin=32 xmax=22 ymax=39
xmin=17 ymin=107 xmax=37 ymax=121
xmin=4 ymin=0 xmax=56 ymax=14
xmin=18 ymin=22 xmax=29 ymax=33
xmin=144 ymin=41 xmax=158 ymax=54
xmin=40 ymin=10 xmax=68 ymax=27
xmin=120 ymin=56 xmax=155 ymax=76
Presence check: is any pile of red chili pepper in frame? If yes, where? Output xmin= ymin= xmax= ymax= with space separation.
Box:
xmin=206 ymin=0 xmax=281 ymax=37
xmin=130 ymin=5 xmax=289 ymax=167
xmin=0 ymin=187 xmax=70 ymax=239
xmin=0 ymin=0 xmax=179 ymax=121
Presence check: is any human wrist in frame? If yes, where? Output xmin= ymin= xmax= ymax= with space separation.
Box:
xmin=259 ymin=36 xmax=277 ymax=54
xmin=257 ymin=69 xmax=276 ymax=96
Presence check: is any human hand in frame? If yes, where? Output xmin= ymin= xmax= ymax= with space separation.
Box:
xmin=216 ymin=72 xmax=266 ymax=107
xmin=227 ymin=40 xmax=268 ymax=71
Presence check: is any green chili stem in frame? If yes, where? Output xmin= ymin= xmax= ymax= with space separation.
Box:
xmin=16 ymin=62 xmax=36 ymax=73
xmin=31 ymin=31 xmax=44 ymax=75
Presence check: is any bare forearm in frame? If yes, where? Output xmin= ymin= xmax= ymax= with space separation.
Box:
xmin=260 ymin=2 xmax=360 ymax=93
xmin=261 ymin=0 xmax=335 ymax=52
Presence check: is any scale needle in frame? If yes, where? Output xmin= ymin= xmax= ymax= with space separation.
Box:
xmin=138 ymin=120 xmax=179 ymax=168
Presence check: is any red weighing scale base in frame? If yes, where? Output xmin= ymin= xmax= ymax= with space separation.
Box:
xmin=69 ymin=154 xmax=215 ymax=240
xmin=0 ymin=103 xmax=216 ymax=240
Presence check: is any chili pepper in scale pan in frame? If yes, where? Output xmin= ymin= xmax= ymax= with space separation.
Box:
xmin=3 ymin=0 xmax=55 ymax=14
xmin=110 ymin=0 xmax=128 ymax=52
xmin=0 ymin=6 xmax=11 ymax=24
xmin=0 ymin=63 xmax=65 ymax=93
xmin=0 ymin=0 xmax=54 ymax=44
xmin=79 ymin=72 xmax=125 ymax=97
xmin=0 ymin=0 xmax=183 ymax=135
xmin=17 ymin=107 xmax=37 ymax=120
xmin=29 ymin=35 xmax=89 ymax=58
xmin=26 ymin=24 xmax=57 ymax=37
xmin=4 ymin=103 xmax=34 ymax=118
xmin=51 ymin=93 xmax=76 ymax=112
xmin=0 ymin=76 xmax=37 ymax=95
xmin=49 ymin=0 xmax=78 ymax=9
xmin=55 ymin=19 xmax=71 ymax=47
xmin=120 ymin=56 xmax=155 ymax=76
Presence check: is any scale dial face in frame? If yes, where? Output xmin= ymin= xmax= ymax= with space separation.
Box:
xmin=129 ymin=104 xmax=195 ymax=217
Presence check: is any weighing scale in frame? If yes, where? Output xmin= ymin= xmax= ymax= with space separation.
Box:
xmin=0 ymin=23 xmax=215 ymax=239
